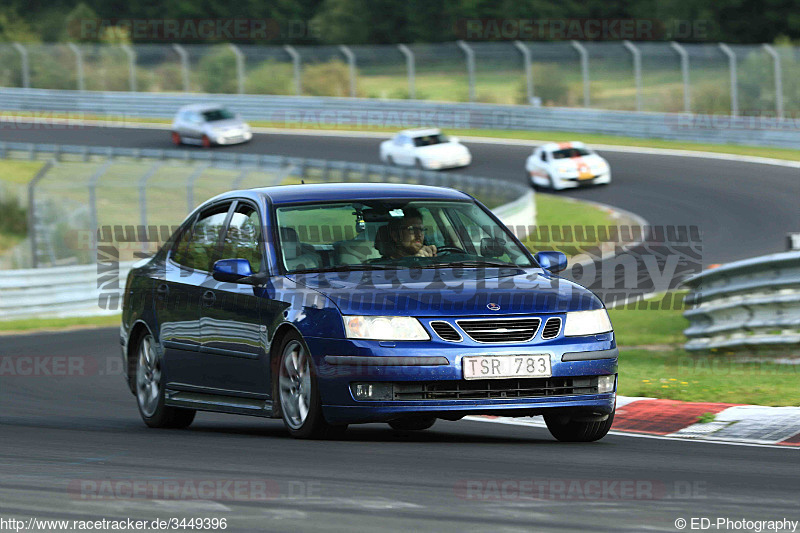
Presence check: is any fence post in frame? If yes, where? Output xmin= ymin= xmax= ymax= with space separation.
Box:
xmin=338 ymin=45 xmax=357 ymax=98
xmin=67 ymin=43 xmax=85 ymax=91
xmin=718 ymin=43 xmax=738 ymax=117
xmin=28 ymin=160 xmax=55 ymax=269
xmin=623 ymin=40 xmax=642 ymax=112
xmin=120 ymin=44 xmax=137 ymax=92
xmin=186 ymin=164 xmax=208 ymax=213
xmin=284 ymin=45 xmax=302 ymax=96
xmin=571 ymin=40 xmax=590 ymax=107
xmin=138 ymin=163 xmax=163 ymax=253
xmin=12 ymin=43 xmax=30 ymax=89
xmin=397 ymin=44 xmax=415 ymax=99
xmin=229 ymin=43 xmax=245 ymax=95
xmin=762 ymin=44 xmax=784 ymax=119
xmin=172 ymin=44 xmax=190 ymax=93
xmin=670 ymin=41 xmax=691 ymax=113
xmin=231 ymin=169 xmax=250 ymax=189
xmin=456 ymin=40 xmax=476 ymax=103
xmin=88 ymin=160 xmax=114 ymax=264
xmin=514 ymin=41 xmax=534 ymax=103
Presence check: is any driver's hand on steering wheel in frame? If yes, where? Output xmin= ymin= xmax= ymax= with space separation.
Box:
xmin=414 ymin=244 xmax=437 ymax=257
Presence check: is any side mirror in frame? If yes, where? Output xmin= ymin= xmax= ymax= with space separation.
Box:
xmin=213 ymin=258 xmax=254 ymax=283
xmin=534 ymin=251 xmax=567 ymax=273
xmin=449 ymin=136 xmax=459 ymax=144
xmin=480 ymin=237 xmax=506 ymax=258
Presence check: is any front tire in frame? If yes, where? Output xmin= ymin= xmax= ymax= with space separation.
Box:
xmin=135 ymin=333 xmax=195 ymax=429
xmin=277 ymin=332 xmax=346 ymax=439
xmin=201 ymin=134 xmax=212 ymax=148
xmin=544 ymin=411 xmax=614 ymax=442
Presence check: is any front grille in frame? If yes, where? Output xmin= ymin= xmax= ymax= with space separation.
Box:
xmin=541 ymin=317 xmax=562 ymax=340
xmin=430 ymin=321 xmax=462 ymax=342
xmin=388 ymin=377 xmax=599 ymax=401
xmin=456 ymin=318 xmax=541 ymax=343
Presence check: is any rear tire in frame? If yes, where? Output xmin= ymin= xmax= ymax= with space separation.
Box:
xmin=171 ymin=131 xmax=182 ymax=146
xmin=389 ymin=417 xmax=436 ymax=431
xmin=544 ymin=411 xmax=614 ymax=442
xmin=386 ymin=155 xmax=394 ymax=165
xmin=277 ymin=332 xmax=347 ymax=439
xmin=135 ymin=333 xmax=195 ymax=429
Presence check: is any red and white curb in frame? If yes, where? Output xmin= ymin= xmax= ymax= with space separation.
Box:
xmin=469 ymin=396 xmax=800 ymax=447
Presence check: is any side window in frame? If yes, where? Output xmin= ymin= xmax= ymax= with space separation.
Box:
xmin=541 ymin=151 xmax=548 ymax=162
xmin=172 ymin=204 xmax=231 ymax=272
xmin=220 ymin=203 xmax=264 ymax=273
xmin=394 ymin=134 xmax=407 ymax=146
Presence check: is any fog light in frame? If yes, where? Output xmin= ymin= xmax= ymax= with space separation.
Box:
xmin=351 ymin=382 xmax=393 ymax=401
xmin=597 ymin=375 xmax=615 ymax=393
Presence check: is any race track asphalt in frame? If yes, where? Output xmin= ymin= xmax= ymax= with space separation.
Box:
xmin=1 ymin=125 xmax=799 ymax=532
xmin=1 ymin=328 xmax=799 ymax=532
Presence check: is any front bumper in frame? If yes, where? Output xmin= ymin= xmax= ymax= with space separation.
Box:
xmin=304 ymin=335 xmax=617 ymax=424
xmin=556 ymin=171 xmax=612 ymax=188
xmin=426 ymin=155 xmax=472 ymax=170
xmin=213 ymin=130 xmax=253 ymax=145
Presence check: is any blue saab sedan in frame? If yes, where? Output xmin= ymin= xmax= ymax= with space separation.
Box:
xmin=121 ymin=183 xmax=617 ymax=440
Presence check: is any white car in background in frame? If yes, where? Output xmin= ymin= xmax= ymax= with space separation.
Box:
xmin=526 ymin=142 xmax=611 ymax=190
xmin=380 ymin=129 xmax=472 ymax=170
xmin=170 ymin=104 xmax=253 ymax=147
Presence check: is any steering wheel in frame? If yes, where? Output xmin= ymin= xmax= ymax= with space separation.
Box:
xmin=435 ymin=245 xmax=466 ymax=255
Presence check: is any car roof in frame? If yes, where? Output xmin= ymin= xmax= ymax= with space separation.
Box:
xmin=398 ymin=128 xmax=443 ymax=138
xmin=208 ymin=183 xmax=473 ymax=206
xmin=541 ymin=141 xmax=588 ymax=152
xmin=177 ymin=103 xmax=228 ymax=113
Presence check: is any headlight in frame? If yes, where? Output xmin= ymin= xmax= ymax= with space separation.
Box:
xmin=564 ymin=309 xmax=612 ymax=336
xmin=343 ymin=316 xmax=430 ymax=341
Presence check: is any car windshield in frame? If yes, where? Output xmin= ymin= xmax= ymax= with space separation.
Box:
xmin=202 ymin=108 xmax=236 ymax=122
xmin=551 ymin=147 xmax=592 ymax=159
xmin=275 ymin=200 xmax=534 ymax=273
xmin=412 ymin=134 xmax=448 ymax=147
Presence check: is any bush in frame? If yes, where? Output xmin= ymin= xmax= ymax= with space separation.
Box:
xmin=244 ymin=60 xmax=294 ymax=95
xmin=195 ymin=45 xmax=238 ymax=94
xmin=692 ymin=82 xmax=733 ymax=114
xmin=515 ymin=64 xmax=569 ymax=106
xmin=0 ymin=195 xmax=27 ymax=236
xmin=302 ymin=59 xmax=356 ymax=97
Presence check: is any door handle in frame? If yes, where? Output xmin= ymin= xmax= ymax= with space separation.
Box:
xmin=202 ymin=290 xmax=216 ymax=305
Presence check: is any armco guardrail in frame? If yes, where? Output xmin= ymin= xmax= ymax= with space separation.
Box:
xmin=0 ymin=142 xmax=528 ymax=269
xmin=682 ymin=251 xmax=800 ymax=351
xmin=0 ymin=262 xmax=135 ymax=319
xmin=1 ymin=88 xmax=799 ymax=149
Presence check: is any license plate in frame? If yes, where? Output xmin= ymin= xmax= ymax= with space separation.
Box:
xmin=463 ymin=355 xmax=551 ymax=380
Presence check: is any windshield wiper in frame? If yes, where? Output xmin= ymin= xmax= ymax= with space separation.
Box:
xmin=289 ymin=265 xmax=399 ymax=274
xmin=423 ymin=260 xmax=521 ymax=269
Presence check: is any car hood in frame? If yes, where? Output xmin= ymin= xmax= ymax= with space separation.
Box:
xmin=206 ymin=119 xmax=246 ymax=131
xmin=285 ymin=268 xmax=602 ymax=317
xmin=554 ymin=154 xmax=605 ymax=169
xmin=414 ymin=143 xmax=469 ymax=158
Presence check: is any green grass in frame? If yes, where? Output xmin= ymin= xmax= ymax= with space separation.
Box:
xmin=608 ymin=292 xmax=689 ymax=346
xmin=609 ymin=291 xmax=800 ymax=406
xmin=524 ymin=193 xmax=621 ymax=256
xmin=617 ymin=349 xmax=800 ymax=406
xmin=0 ymin=314 xmax=121 ymax=333
xmin=0 ymin=160 xmax=45 ymax=186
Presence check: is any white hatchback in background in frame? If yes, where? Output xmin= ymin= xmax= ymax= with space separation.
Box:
xmin=170 ymin=104 xmax=253 ymax=148
xmin=380 ymin=129 xmax=472 ymax=170
xmin=526 ymin=142 xmax=611 ymax=190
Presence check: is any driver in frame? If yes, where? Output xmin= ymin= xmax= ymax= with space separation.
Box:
xmin=378 ymin=208 xmax=437 ymax=259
